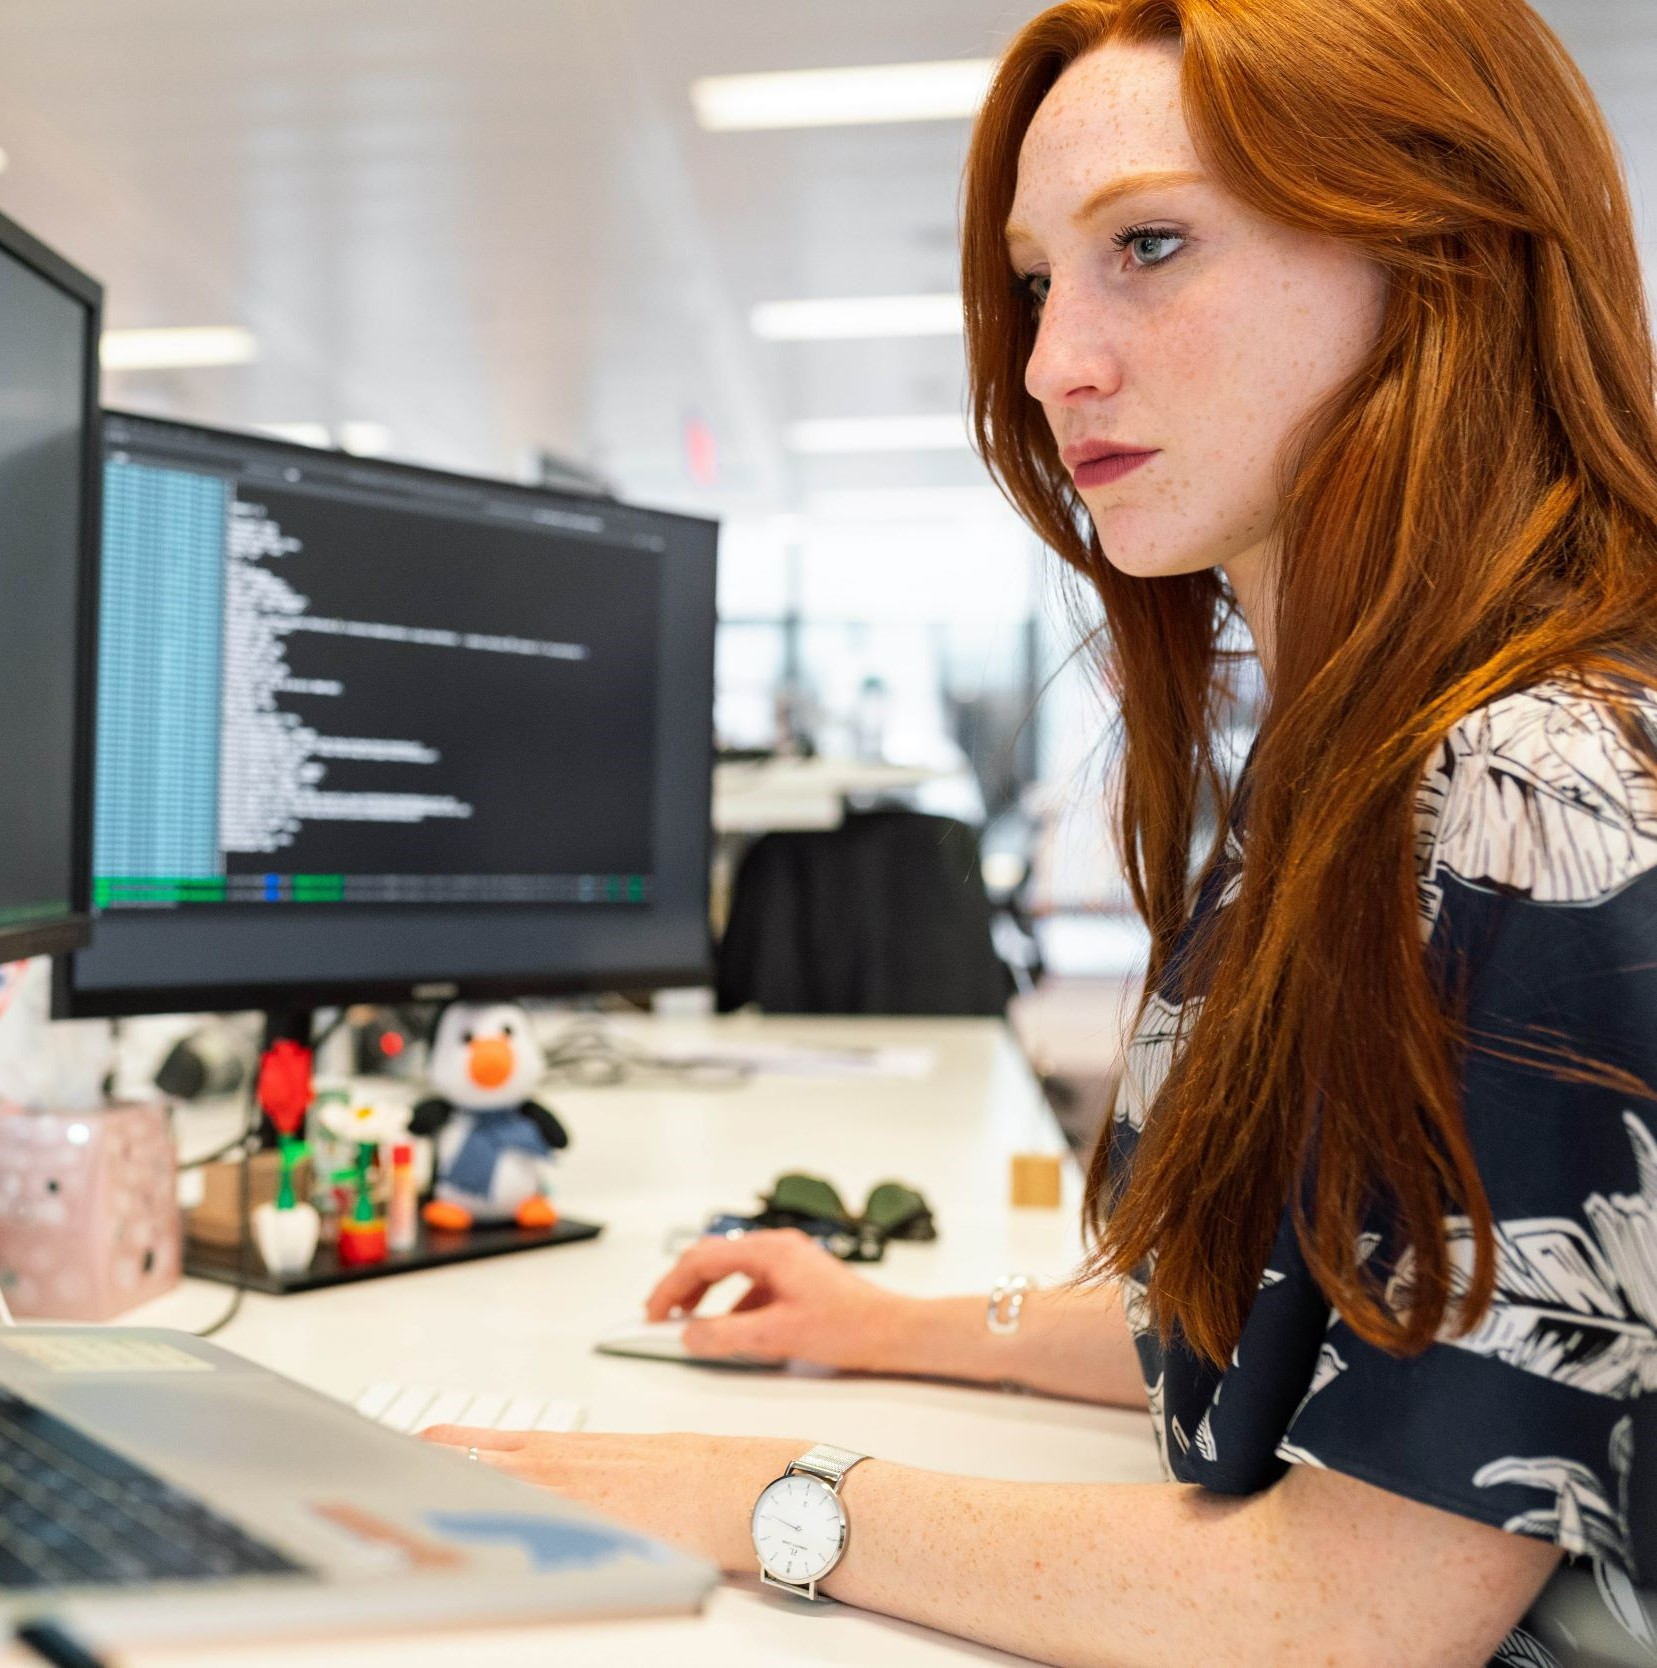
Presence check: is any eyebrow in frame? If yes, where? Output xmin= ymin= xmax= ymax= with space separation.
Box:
xmin=1004 ymin=168 xmax=1205 ymax=249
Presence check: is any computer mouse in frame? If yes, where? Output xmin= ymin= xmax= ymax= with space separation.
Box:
xmin=592 ymin=1319 xmax=784 ymax=1370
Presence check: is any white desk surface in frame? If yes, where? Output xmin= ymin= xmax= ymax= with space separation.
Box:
xmin=14 ymin=1015 xmax=1161 ymax=1667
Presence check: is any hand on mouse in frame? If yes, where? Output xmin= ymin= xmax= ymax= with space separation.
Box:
xmin=645 ymin=1227 xmax=913 ymax=1374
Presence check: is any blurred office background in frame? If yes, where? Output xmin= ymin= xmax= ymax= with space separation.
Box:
xmin=0 ymin=0 xmax=1650 ymax=1130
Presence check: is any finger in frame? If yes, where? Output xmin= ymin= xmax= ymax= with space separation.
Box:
xmin=681 ymin=1309 xmax=783 ymax=1361
xmin=644 ymin=1241 xmax=752 ymax=1318
xmin=645 ymin=1234 xmax=789 ymax=1319
xmin=730 ymin=1283 xmax=775 ymax=1313
xmin=420 ymin=1425 xmax=528 ymax=1451
xmin=643 ymin=1282 xmax=715 ymax=1324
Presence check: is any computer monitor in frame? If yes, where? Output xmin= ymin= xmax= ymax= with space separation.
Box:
xmin=0 ymin=210 xmax=101 ymax=962
xmin=58 ymin=411 xmax=718 ymax=1018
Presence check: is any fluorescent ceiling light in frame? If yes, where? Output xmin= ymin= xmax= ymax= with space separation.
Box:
xmin=100 ymin=326 xmax=258 ymax=371
xmin=691 ymin=59 xmax=994 ymax=131
xmin=787 ymin=414 xmax=971 ymax=454
xmin=752 ymin=292 xmax=962 ymax=341
xmin=338 ymin=420 xmax=393 ymax=457
xmin=257 ymin=421 xmax=331 ymax=449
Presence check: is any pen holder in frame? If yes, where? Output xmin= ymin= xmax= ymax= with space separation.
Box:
xmin=0 ymin=1100 xmax=182 ymax=1320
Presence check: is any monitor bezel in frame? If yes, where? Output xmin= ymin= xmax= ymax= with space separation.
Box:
xmin=57 ymin=410 xmax=717 ymax=1018
xmin=0 ymin=208 xmax=101 ymax=964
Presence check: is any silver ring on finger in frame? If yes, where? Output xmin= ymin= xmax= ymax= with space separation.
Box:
xmin=467 ymin=1446 xmax=479 ymax=1463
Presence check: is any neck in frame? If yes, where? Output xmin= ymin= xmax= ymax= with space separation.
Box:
xmin=1221 ymin=541 xmax=1275 ymax=687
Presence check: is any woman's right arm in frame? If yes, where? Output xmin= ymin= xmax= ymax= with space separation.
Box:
xmin=643 ymin=1228 xmax=1149 ymax=1409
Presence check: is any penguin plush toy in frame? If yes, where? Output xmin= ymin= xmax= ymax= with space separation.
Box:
xmin=411 ymin=1002 xmax=569 ymax=1231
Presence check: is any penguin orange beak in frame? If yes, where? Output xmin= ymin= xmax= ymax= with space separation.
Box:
xmin=467 ymin=1037 xmax=514 ymax=1089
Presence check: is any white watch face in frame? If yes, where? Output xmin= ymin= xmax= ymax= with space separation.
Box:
xmin=752 ymin=1472 xmax=846 ymax=1586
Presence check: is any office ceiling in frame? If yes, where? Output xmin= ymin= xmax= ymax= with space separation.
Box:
xmin=0 ymin=0 xmax=1649 ymax=519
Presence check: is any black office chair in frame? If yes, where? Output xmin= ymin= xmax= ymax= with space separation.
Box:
xmin=715 ymin=810 xmax=1015 ymax=1017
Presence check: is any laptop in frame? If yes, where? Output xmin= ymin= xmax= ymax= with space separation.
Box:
xmin=0 ymin=1326 xmax=716 ymax=1649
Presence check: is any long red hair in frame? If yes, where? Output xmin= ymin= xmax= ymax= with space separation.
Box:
xmin=963 ymin=0 xmax=1657 ymax=1365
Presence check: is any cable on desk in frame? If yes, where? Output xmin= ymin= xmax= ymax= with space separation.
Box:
xmin=538 ymin=1019 xmax=751 ymax=1090
xmin=192 ymin=1071 xmax=260 ymax=1341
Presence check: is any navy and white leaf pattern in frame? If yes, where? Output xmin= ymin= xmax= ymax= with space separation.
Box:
xmin=1387 ymin=1113 xmax=1657 ymax=1399
xmin=1491 ymin=1630 xmax=1563 ymax=1668
xmin=1111 ymin=991 xmax=1193 ymax=1134
xmin=1473 ymin=1416 xmax=1633 ymax=1567
xmin=1415 ymin=681 xmax=1657 ymax=930
xmin=1113 ymin=679 xmax=1657 ymax=1666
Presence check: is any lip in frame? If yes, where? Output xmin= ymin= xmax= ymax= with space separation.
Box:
xmin=1061 ymin=439 xmax=1159 ymax=488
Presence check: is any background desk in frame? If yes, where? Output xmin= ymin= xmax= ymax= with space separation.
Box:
xmin=712 ymin=758 xmax=943 ymax=833
xmin=15 ymin=1016 xmax=1162 ymax=1667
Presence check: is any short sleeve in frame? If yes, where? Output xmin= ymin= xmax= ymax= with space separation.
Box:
xmin=1277 ymin=685 xmax=1657 ymax=1591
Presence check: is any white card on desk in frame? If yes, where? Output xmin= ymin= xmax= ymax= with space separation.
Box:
xmin=353 ymin=1382 xmax=586 ymax=1434
xmin=593 ymin=1319 xmax=784 ymax=1370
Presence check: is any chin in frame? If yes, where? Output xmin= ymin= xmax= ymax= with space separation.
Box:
xmin=1085 ymin=510 xmax=1230 ymax=582
xmin=1092 ymin=543 xmax=1219 ymax=582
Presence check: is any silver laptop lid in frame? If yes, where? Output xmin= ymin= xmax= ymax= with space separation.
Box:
xmin=0 ymin=1327 xmax=715 ymax=1649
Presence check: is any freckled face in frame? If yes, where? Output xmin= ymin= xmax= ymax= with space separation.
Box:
xmin=1006 ymin=39 xmax=1388 ymax=594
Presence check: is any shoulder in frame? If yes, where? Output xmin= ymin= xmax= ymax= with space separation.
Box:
xmin=1414 ymin=676 xmax=1657 ymax=918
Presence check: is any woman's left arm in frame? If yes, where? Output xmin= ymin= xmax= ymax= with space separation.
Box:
xmin=423 ymin=1427 xmax=1560 ymax=1668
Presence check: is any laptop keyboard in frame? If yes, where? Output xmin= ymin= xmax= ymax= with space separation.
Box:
xmin=0 ymin=1389 xmax=308 ymax=1588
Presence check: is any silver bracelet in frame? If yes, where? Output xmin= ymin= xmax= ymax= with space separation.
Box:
xmin=987 ymin=1273 xmax=1033 ymax=1335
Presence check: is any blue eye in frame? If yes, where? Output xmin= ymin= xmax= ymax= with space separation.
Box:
xmin=1016 ymin=223 xmax=1183 ymax=310
xmin=1112 ymin=224 xmax=1184 ymax=268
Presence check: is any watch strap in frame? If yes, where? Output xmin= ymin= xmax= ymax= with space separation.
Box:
xmin=785 ymin=1442 xmax=867 ymax=1491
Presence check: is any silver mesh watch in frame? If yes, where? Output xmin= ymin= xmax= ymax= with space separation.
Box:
xmin=750 ymin=1442 xmax=868 ymax=1600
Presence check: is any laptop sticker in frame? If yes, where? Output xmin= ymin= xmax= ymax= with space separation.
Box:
xmin=310 ymin=1502 xmax=466 ymax=1570
xmin=425 ymin=1512 xmax=676 ymax=1571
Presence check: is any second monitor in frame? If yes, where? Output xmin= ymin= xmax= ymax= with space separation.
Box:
xmin=61 ymin=412 xmax=718 ymax=1018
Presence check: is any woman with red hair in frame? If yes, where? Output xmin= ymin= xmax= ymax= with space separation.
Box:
xmin=429 ymin=3 xmax=1657 ymax=1661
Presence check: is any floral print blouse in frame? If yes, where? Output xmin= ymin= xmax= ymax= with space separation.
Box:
xmin=1109 ymin=681 xmax=1657 ymax=1666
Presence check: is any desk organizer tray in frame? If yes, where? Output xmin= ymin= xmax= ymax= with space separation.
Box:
xmin=184 ymin=1215 xmax=603 ymax=1294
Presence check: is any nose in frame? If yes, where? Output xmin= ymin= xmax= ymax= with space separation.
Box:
xmin=467 ymin=1036 xmax=515 ymax=1089
xmin=1022 ymin=281 xmax=1123 ymax=409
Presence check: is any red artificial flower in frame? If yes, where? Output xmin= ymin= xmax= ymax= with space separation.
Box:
xmin=258 ymin=1040 xmax=313 ymax=1137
